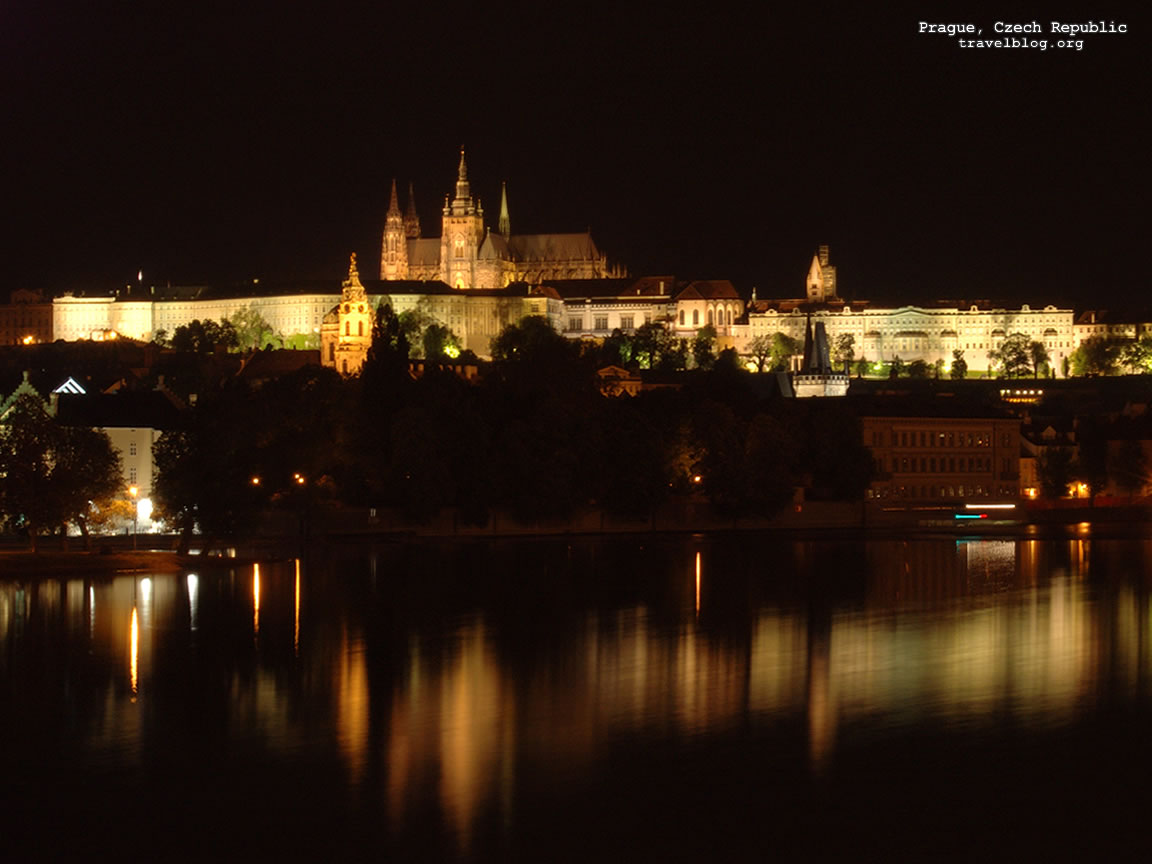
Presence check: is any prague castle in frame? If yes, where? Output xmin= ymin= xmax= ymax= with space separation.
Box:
xmin=21 ymin=148 xmax=1106 ymax=379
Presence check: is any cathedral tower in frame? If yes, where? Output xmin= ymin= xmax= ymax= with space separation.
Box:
xmin=380 ymin=179 xmax=409 ymax=280
xmin=439 ymin=148 xmax=485 ymax=289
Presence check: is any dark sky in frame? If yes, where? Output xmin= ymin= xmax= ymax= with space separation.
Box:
xmin=3 ymin=1 xmax=1147 ymax=307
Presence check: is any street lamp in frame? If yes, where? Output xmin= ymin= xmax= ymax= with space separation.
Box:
xmin=129 ymin=485 xmax=139 ymax=550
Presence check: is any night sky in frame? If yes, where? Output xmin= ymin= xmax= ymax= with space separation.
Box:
xmin=3 ymin=1 xmax=1147 ymax=307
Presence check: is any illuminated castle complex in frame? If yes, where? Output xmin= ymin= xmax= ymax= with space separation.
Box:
xmin=380 ymin=149 xmax=620 ymax=288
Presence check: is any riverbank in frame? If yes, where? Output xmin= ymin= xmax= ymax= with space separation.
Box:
xmin=0 ymin=548 xmax=185 ymax=577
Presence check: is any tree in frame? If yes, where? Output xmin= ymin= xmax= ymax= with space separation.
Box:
xmin=768 ymin=332 xmax=800 ymax=372
xmin=171 ymin=319 xmax=240 ymax=353
xmin=748 ymin=335 xmax=773 ymax=373
xmin=1070 ymin=336 xmax=1122 ymax=377
xmin=832 ymin=333 xmax=855 ymax=369
xmin=1036 ymin=447 xmax=1075 ymax=498
xmin=908 ymin=359 xmax=930 ymax=378
xmin=53 ymin=425 xmax=124 ymax=547
xmin=422 ymin=323 xmax=460 ymax=361
xmin=0 ymin=393 xmax=123 ymax=549
xmin=228 ymin=307 xmax=276 ymax=351
xmin=950 ymin=349 xmax=968 ymax=380
xmin=631 ymin=321 xmax=674 ymax=370
xmin=692 ymin=325 xmax=717 ymax=370
xmin=988 ymin=333 xmax=1032 ymax=378
xmin=1120 ymin=336 xmax=1152 ymax=374
xmin=889 ymin=356 xmax=905 ymax=378
xmin=1109 ymin=438 xmax=1147 ymax=498
xmin=1028 ymin=340 xmax=1051 ymax=379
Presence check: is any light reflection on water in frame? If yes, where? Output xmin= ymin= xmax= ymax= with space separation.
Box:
xmin=3 ymin=537 xmax=1152 ymax=858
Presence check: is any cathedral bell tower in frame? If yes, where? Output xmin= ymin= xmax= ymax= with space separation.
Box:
xmin=380 ymin=179 xmax=409 ymax=280
xmin=439 ymin=148 xmax=485 ymax=289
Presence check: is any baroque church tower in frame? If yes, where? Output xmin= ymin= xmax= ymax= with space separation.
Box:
xmin=328 ymin=253 xmax=373 ymax=376
xmin=439 ymin=148 xmax=486 ymax=289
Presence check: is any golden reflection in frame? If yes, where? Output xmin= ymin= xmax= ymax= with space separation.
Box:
xmin=336 ymin=624 xmax=369 ymax=786
xmin=130 ymin=606 xmax=139 ymax=700
xmin=294 ymin=559 xmax=301 ymax=656
xmin=807 ymin=632 xmax=834 ymax=775
xmin=253 ymin=563 xmax=261 ymax=636
xmin=439 ymin=622 xmax=502 ymax=857
xmin=695 ymin=551 xmax=701 ymax=618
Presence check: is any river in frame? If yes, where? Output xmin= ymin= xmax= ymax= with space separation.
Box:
xmin=3 ymin=532 xmax=1152 ymax=861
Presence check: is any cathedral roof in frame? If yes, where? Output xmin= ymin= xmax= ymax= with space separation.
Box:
xmin=479 ymin=231 xmax=511 ymax=260
xmin=508 ymin=232 xmax=601 ymax=262
xmin=407 ymin=238 xmax=441 ymax=268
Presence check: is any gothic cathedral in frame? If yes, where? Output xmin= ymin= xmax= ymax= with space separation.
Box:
xmin=380 ymin=149 xmax=620 ymax=289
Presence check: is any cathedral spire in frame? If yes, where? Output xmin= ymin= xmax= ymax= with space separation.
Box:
xmin=404 ymin=180 xmax=420 ymax=238
xmin=387 ymin=178 xmax=401 ymax=215
xmin=454 ymin=146 xmax=471 ymax=205
xmin=498 ymin=181 xmax=511 ymax=236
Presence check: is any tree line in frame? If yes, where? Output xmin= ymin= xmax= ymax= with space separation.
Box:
xmin=152 ymin=307 xmax=874 ymax=551
xmin=0 ymin=394 xmax=124 ymax=550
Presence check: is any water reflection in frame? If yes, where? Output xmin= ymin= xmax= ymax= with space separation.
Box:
xmin=3 ymin=536 xmax=1152 ymax=858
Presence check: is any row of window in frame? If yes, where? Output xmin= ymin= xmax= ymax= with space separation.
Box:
xmin=568 ymin=315 xmax=647 ymax=332
xmin=872 ymin=430 xmax=997 ymax=448
xmin=868 ymin=484 xmax=1016 ymax=499
xmin=883 ymin=455 xmax=994 ymax=474
xmin=678 ymin=308 xmax=736 ymax=327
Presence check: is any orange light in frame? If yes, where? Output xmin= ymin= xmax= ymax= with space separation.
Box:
xmin=251 ymin=476 xmax=261 ymax=486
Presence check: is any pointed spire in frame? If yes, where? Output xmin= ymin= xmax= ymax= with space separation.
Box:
xmin=387 ymin=178 xmax=401 ymax=215
xmin=348 ymin=252 xmax=360 ymax=282
xmin=498 ymin=181 xmax=511 ymax=236
xmin=453 ymin=146 xmax=473 ymax=211
xmin=404 ymin=180 xmax=420 ymax=238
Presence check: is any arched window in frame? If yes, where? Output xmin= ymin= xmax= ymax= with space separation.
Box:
xmin=707 ymin=308 xmax=713 ymax=326
xmin=692 ymin=309 xmax=699 ymax=326
xmin=358 ymin=321 xmax=363 ymax=336
xmin=679 ymin=310 xmax=685 ymax=326
xmin=344 ymin=322 xmax=350 ymax=335
xmin=454 ymin=235 xmax=466 ymax=258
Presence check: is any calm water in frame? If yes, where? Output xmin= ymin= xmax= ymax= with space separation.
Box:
xmin=4 ymin=534 xmax=1152 ymax=861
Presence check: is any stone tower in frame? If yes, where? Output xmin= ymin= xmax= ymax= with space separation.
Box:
xmin=380 ymin=179 xmax=409 ymax=280
xmin=806 ymin=245 xmax=838 ymax=303
xmin=334 ymin=253 xmax=373 ymax=376
xmin=439 ymin=148 xmax=485 ymax=289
